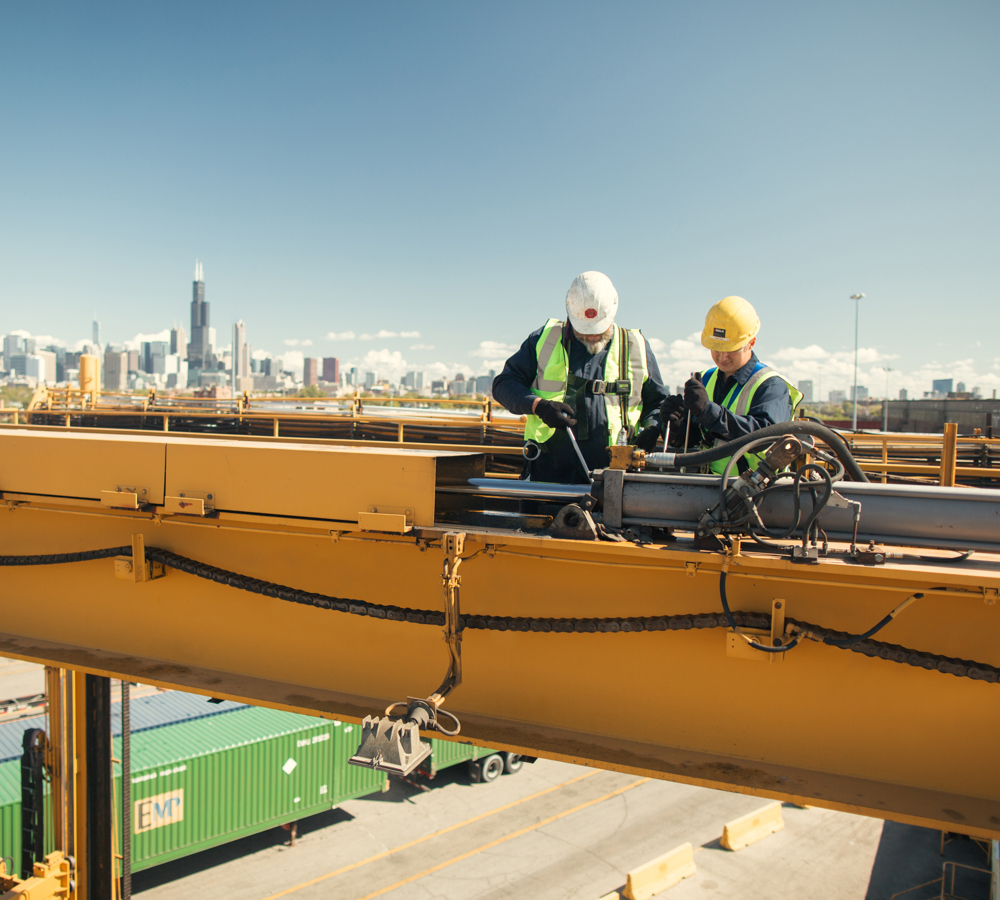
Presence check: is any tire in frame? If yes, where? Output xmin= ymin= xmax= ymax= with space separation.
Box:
xmin=503 ymin=753 xmax=524 ymax=774
xmin=479 ymin=754 xmax=504 ymax=783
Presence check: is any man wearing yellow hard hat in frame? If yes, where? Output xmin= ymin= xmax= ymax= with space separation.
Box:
xmin=661 ymin=296 xmax=801 ymax=474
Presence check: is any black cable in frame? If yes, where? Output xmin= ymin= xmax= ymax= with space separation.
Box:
xmin=719 ymin=570 xmax=800 ymax=653
xmin=669 ymin=421 xmax=870 ymax=483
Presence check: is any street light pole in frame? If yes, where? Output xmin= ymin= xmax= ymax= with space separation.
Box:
xmin=850 ymin=293 xmax=865 ymax=430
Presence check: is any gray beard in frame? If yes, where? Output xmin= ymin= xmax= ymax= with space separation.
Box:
xmin=581 ymin=328 xmax=614 ymax=355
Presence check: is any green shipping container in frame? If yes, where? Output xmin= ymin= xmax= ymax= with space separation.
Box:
xmin=123 ymin=708 xmax=386 ymax=871
xmin=0 ymin=700 xmax=386 ymax=873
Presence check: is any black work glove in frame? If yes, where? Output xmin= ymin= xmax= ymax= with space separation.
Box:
xmin=665 ymin=411 xmax=687 ymax=448
xmin=534 ymin=399 xmax=577 ymax=429
xmin=634 ymin=424 xmax=661 ymax=451
xmin=683 ymin=374 xmax=710 ymax=415
xmin=659 ymin=394 xmax=683 ymax=422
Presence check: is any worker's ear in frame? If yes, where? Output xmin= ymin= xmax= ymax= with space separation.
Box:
xmin=747 ymin=337 xmax=757 ymax=351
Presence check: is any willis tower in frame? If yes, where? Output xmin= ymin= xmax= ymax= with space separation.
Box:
xmin=187 ymin=260 xmax=214 ymax=371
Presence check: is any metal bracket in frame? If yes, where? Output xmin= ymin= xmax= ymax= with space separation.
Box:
xmin=603 ymin=468 xmax=625 ymax=529
xmin=358 ymin=506 xmax=414 ymax=534
xmin=163 ymin=491 xmax=215 ymax=516
xmin=115 ymin=534 xmax=165 ymax=583
xmin=101 ymin=486 xmax=149 ymax=510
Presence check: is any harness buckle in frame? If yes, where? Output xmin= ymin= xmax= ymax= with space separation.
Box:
xmin=589 ymin=380 xmax=607 ymax=395
xmin=612 ymin=380 xmax=631 ymax=396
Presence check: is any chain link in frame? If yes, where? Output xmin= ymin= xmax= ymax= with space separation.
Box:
xmin=3 ymin=546 xmax=996 ymax=685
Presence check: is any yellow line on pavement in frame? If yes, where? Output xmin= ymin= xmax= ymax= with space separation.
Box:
xmin=354 ymin=777 xmax=652 ymax=900
xmin=259 ymin=769 xmax=602 ymax=900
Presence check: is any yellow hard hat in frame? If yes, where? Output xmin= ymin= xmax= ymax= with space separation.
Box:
xmin=701 ymin=296 xmax=760 ymax=352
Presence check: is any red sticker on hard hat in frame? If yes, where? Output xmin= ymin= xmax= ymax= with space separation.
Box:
xmin=713 ymin=327 xmax=726 ymax=338
xmin=585 ymin=308 xmax=597 ymax=318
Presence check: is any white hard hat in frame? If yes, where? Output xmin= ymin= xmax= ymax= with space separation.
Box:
xmin=565 ymin=271 xmax=618 ymax=335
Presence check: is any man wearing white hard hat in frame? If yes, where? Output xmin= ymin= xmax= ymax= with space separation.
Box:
xmin=492 ymin=271 xmax=669 ymax=484
xmin=661 ymin=295 xmax=801 ymax=474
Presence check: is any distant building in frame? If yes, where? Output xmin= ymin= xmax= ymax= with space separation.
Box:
xmin=170 ymin=326 xmax=186 ymax=356
xmin=474 ymin=373 xmax=495 ymax=396
xmin=364 ymin=371 xmax=376 ymax=389
xmin=402 ymin=371 xmax=424 ymax=391
xmin=932 ymin=378 xmax=953 ymax=397
xmin=10 ymin=354 xmax=48 ymax=383
xmin=232 ymin=320 xmax=252 ymax=392
xmin=187 ymin=261 xmax=215 ymax=371
xmin=430 ymin=379 xmax=445 ymax=394
xmin=127 ymin=350 xmax=140 ymax=372
xmin=898 ymin=388 xmax=908 ymax=401
xmin=829 ymin=390 xmax=846 ymax=403
xmin=3 ymin=334 xmax=24 ymax=360
xmin=349 ymin=367 xmax=359 ymax=387
xmin=303 ymin=358 xmax=319 ymax=386
xmin=797 ymin=380 xmax=814 ymax=403
xmin=851 ymin=385 xmax=869 ymax=402
xmin=92 ymin=319 xmax=101 ymax=347
xmin=104 ymin=349 xmax=128 ymax=391
xmin=322 ymin=357 xmax=340 ymax=384
xmin=142 ymin=341 xmax=169 ymax=374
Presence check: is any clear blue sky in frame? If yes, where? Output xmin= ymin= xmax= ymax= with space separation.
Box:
xmin=1 ymin=2 xmax=997 ymax=396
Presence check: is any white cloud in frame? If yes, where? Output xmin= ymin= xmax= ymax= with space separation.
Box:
xmin=325 ymin=331 xmax=356 ymax=341
xmin=123 ymin=330 xmax=171 ymax=351
xmin=357 ymin=329 xmax=420 ymax=340
xmin=470 ymin=340 xmax=516 ymax=358
xmin=277 ymin=350 xmax=304 ymax=375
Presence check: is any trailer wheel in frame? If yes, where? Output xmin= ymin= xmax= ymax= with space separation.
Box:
xmin=503 ymin=753 xmax=524 ymax=774
xmin=479 ymin=754 xmax=504 ymax=782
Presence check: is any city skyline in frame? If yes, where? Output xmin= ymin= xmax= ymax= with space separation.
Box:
xmin=1 ymin=255 xmax=993 ymax=400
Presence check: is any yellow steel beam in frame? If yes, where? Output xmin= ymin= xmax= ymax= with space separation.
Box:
xmin=1 ymin=429 xmax=999 ymax=840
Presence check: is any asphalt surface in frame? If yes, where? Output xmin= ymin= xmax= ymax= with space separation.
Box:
xmin=0 ymin=656 xmax=45 ymax=703
xmin=132 ymin=757 xmax=993 ymax=900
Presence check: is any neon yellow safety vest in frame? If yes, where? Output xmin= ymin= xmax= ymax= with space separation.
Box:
xmin=702 ymin=364 xmax=803 ymax=474
xmin=524 ymin=318 xmax=649 ymax=445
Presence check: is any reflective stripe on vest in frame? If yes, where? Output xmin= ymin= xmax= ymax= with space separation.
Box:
xmin=524 ymin=320 xmax=648 ymax=445
xmin=702 ymin=364 xmax=802 ymax=474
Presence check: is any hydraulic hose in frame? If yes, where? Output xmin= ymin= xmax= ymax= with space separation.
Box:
xmin=657 ymin=420 xmax=870 ymax=483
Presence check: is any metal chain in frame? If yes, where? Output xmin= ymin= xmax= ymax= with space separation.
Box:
xmin=3 ymin=546 xmax=997 ymax=685
xmin=786 ymin=620 xmax=1000 ymax=684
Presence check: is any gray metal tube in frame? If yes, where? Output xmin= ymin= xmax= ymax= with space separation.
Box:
xmin=614 ymin=472 xmax=1000 ymax=552
xmin=440 ymin=478 xmax=593 ymax=502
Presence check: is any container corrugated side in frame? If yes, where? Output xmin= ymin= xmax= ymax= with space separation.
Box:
xmin=125 ymin=706 xmax=385 ymax=871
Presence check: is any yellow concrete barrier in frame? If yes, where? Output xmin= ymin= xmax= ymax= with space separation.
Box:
xmin=621 ymin=842 xmax=696 ymax=900
xmin=720 ymin=800 xmax=784 ymax=851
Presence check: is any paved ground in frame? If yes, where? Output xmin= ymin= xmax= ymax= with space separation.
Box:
xmin=132 ymin=758 xmax=993 ymax=900
xmin=0 ymin=656 xmax=45 ymax=704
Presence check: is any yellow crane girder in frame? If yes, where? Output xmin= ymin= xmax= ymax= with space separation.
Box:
xmin=1 ymin=428 xmax=998 ymax=840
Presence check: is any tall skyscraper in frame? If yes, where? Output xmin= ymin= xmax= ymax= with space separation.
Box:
xmin=322 ymin=357 xmax=339 ymax=383
xmin=92 ymin=317 xmax=101 ymax=346
xmin=303 ymin=358 xmax=319 ymax=386
xmin=187 ymin=261 xmax=214 ymax=370
xmin=232 ymin=320 xmax=251 ymax=392
xmin=797 ymin=380 xmax=814 ymax=403
xmin=170 ymin=326 xmax=186 ymax=356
